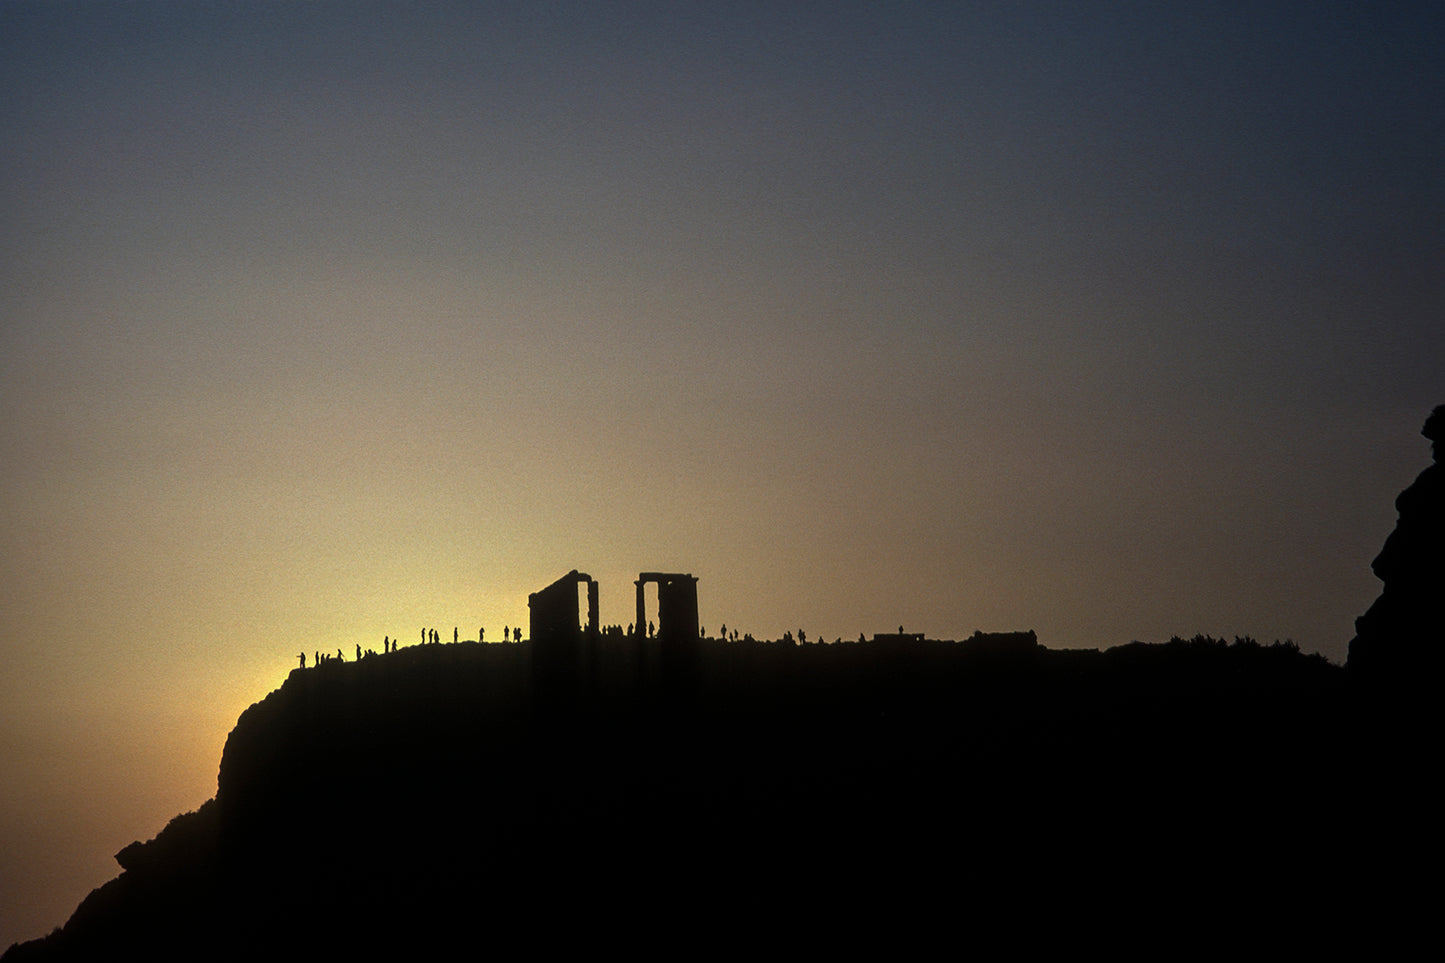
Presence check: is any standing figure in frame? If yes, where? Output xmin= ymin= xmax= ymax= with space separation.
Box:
xmin=298 ymin=652 xmax=306 ymax=669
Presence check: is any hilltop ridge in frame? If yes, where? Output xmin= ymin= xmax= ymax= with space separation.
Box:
xmin=9 ymin=403 xmax=1442 ymax=959
xmin=6 ymin=631 xmax=1391 ymax=959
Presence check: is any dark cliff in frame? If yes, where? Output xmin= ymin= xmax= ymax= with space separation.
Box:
xmin=1349 ymin=405 xmax=1445 ymax=681
xmin=12 ymin=406 xmax=1443 ymax=959
xmin=9 ymin=630 xmax=1420 ymax=959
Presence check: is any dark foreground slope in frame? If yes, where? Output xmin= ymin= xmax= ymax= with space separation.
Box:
xmin=6 ymin=633 xmax=1430 ymax=959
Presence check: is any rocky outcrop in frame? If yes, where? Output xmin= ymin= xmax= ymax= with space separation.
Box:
xmin=1349 ymin=405 xmax=1445 ymax=680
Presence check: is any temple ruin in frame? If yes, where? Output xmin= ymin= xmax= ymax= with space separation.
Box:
xmin=635 ymin=572 xmax=699 ymax=644
xmin=529 ymin=569 xmax=700 ymax=697
xmin=528 ymin=569 xmax=598 ymax=645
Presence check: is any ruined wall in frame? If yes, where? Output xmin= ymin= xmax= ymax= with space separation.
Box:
xmin=529 ymin=570 xmax=598 ymax=697
xmin=635 ymin=573 xmax=698 ymax=644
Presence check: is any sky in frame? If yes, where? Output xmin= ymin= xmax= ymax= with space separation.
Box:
xmin=2 ymin=0 xmax=1441 ymax=946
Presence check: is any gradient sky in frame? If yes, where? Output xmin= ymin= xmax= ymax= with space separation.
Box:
xmin=2 ymin=1 xmax=1442 ymax=946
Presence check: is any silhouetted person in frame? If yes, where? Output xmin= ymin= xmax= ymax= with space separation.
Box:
xmin=513 ymin=627 xmax=520 ymax=643
xmin=648 ymin=620 xmax=655 ymax=639
xmin=454 ymin=627 xmax=458 ymax=644
xmin=480 ymin=627 xmax=485 ymax=643
xmin=298 ymin=652 xmax=306 ymax=669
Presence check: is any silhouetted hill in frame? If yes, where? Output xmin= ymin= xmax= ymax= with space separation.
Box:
xmin=8 ymin=630 xmax=1427 ymax=960
xmin=12 ymin=406 xmax=1442 ymax=958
